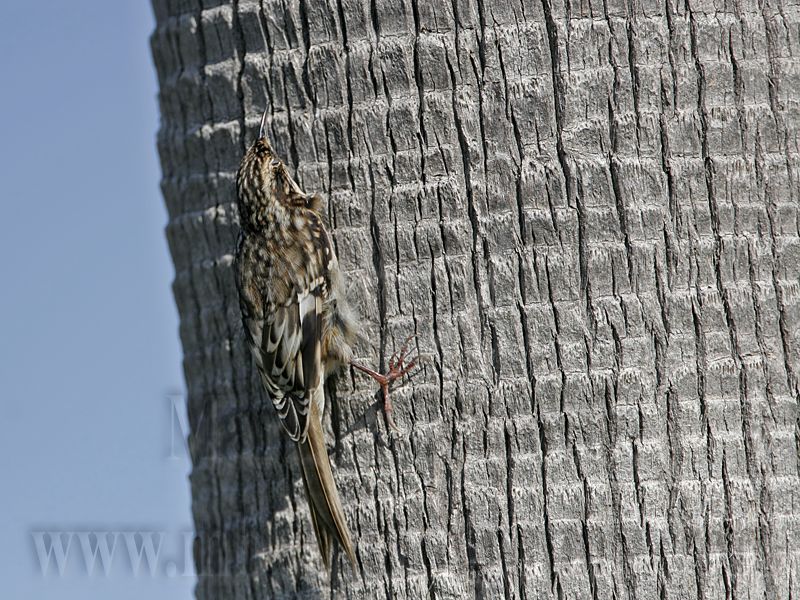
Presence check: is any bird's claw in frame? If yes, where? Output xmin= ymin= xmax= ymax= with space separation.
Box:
xmin=386 ymin=334 xmax=418 ymax=383
xmin=351 ymin=335 xmax=419 ymax=433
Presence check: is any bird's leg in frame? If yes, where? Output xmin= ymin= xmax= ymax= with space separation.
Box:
xmin=351 ymin=335 xmax=417 ymax=432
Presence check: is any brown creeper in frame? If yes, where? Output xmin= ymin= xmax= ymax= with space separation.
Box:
xmin=234 ymin=110 xmax=416 ymax=568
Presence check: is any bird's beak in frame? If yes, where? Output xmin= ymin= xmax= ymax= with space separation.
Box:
xmin=259 ymin=107 xmax=268 ymax=140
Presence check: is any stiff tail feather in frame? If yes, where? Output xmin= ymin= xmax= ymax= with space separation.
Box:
xmin=297 ymin=400 xmax=356 ymax=569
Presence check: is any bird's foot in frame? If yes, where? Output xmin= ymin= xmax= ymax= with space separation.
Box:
xmin=351 ymin=335 xmax=418 ymax=432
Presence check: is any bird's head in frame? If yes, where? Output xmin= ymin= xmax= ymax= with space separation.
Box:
xmin=235 ymin=109 xmax=285 ymax=231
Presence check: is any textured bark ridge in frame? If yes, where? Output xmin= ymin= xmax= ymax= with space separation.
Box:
xmin=151 ymin=0 xmax=800 ymax=597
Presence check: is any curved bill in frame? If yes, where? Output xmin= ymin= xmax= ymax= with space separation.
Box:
xmin=258 ymin=107 xmax=269 ymax=139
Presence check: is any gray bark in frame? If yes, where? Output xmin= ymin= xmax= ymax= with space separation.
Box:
xmin=150 ymin=0 xmax=800 ymax=598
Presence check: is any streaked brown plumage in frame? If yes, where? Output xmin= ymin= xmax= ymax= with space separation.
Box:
xmin=234 ymin=118 xmax=359 ymax=568
xmin=235 ymin=111 xmax=418 ymax=569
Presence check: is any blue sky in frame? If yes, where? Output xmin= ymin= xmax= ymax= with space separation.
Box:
xmin=0 ymin=3 xmax=192 ymax=598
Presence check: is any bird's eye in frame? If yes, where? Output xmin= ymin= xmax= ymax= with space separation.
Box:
xmin=270 ymin=159 xmax=280 ymax=169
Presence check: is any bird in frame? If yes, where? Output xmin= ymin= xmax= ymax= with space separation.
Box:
xmin=234 ymin=109 xmax=417 ymax=569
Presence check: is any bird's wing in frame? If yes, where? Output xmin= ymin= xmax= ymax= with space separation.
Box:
xmin=239 ymin=212 xmax=334 ymax=443
xmin=258 ymin=276 xmax=324 ymax=442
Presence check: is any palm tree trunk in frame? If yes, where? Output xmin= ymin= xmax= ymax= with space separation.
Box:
xmin=150 ymin=0 xmax=800 ymax=597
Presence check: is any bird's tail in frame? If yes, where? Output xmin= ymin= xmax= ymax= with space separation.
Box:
xmin=297 ymin=400 xmax=356 ymax=569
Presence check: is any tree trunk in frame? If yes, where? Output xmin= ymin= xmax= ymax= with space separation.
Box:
xmin=150 ymin=0 xmax=800 ymax=597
